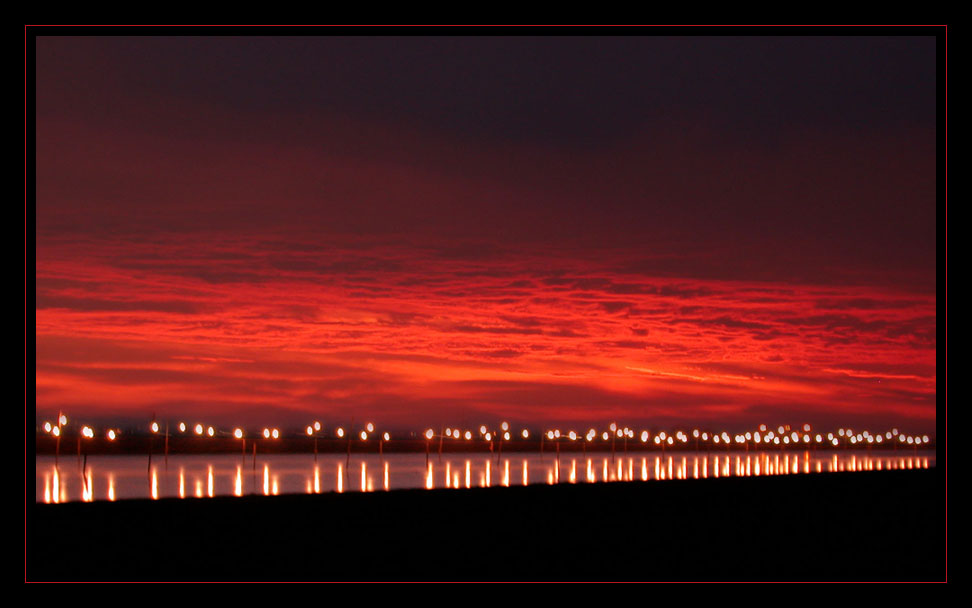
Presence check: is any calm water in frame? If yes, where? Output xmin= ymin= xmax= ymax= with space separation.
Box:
xmin=35 ymin=450 xmax=935 ymax=504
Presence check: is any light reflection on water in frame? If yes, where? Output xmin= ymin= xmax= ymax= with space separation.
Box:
xmin=35 ymin=451 xmax=935 ymax=504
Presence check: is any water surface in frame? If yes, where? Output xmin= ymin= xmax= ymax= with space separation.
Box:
xmin=36 ymin=450 xmax=935 ymax=504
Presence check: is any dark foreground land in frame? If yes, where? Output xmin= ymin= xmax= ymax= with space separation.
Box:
xmin=28 ymin=469 xmax=945 ymax=581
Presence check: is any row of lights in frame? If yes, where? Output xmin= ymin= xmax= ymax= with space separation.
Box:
xmin=40 ymin=416 xmax=933 ymax=448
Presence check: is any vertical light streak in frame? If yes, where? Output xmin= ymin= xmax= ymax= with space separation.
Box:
xmin=82 ymin=468 xmax=93 ymax=502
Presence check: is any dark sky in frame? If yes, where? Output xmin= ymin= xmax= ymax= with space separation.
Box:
xmin=34 ymin=33 xmax=939 ymax=433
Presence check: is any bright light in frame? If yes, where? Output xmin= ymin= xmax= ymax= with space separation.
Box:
xmin=609 ymin=423 xmax=617 ymax=432
xmin=480 ymin=425 xmax=487 ymax=435
xmin=693 ymin=429 xmax=700 ymax=438
xmin=503 ymin=432 xmax=510 ymax=441
xmin=546 ymin=431 xmax=554 ymax=440
xmin=59 ymin=414 xmax=67 ymax=426
xmin=425 ymin=429 xmax=434 ymax=440
xmin=271 ymin=428 xmax=279 ymax=440
xmin=803 ymin=424 xmax=811 ymax=432
xmin=383 ymin=432 xmax=390 ymax=441
xmin=568 ymin=431 xmax=577 ymax=441
xmin=453 ymin=429 xmax=461 ymax=439
xmin=360 ymin=431 xmax=368 ymax=441
xmin=484 ymin=432 xmax=492 ymax=441
xmin=43 ymin=422 xmax=52 ymax=433
xmin=366 ymin=422 xmax=375 ymax=433
xmin=234 ymin=428 xmax=243 ymax=439
xmin=640 ymin=430 xmax=648 ymax=442
xmin=263 ymin=428 xmax=271 ymax=439
xmin=151 ymin=421 xmax=160 ymax=434
xmin=179 ymin=422 xmax=186 ymax=433
xmin=107 ymin=429 xmax=116 ymax=441
xmin=207 ymin=426 xmax=215 ymax=437
xmin=82 ymin=426 xmax=94 ymax=439
xmin=521 ymin=429 xmax=529 ymax=439
xmin=602 ymin=432 xmax=609 ymax=441
xmin=313 ymin=421 xmax=321 ymax=432
xmin=445 ymin=427 xmax=452 ymax=436
xmin=336 ymin=427 xmax=344 ymax=438
xmin=306 ymin=426 xmax=313 ymax=436
xmin=501 ymin=421 xmax=509 ymax=431
xmin=464 ymin=431 xmax=472 ymax=440
xmin=195 ymin=424 xmax=204 ymax=435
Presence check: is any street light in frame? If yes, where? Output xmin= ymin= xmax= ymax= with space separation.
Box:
xmin=234 ymin=428 xmax=246 ymax=465
xmin=306 ymin=423 xmax=320 ymax=462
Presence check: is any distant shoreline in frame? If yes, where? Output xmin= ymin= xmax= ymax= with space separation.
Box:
xmin=32 ymin=432 xmax=939 ymax=456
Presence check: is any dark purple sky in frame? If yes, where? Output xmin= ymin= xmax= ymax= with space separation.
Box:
xmin=34 ymin=33 xmax=939 ymax=433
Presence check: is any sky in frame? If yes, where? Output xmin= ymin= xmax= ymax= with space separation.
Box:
xmin=33 ymin=34 xmax=939 ymax=433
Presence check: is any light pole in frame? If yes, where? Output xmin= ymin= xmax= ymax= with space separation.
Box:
xmin=306 ymin=421 xmax=321 ymax=462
